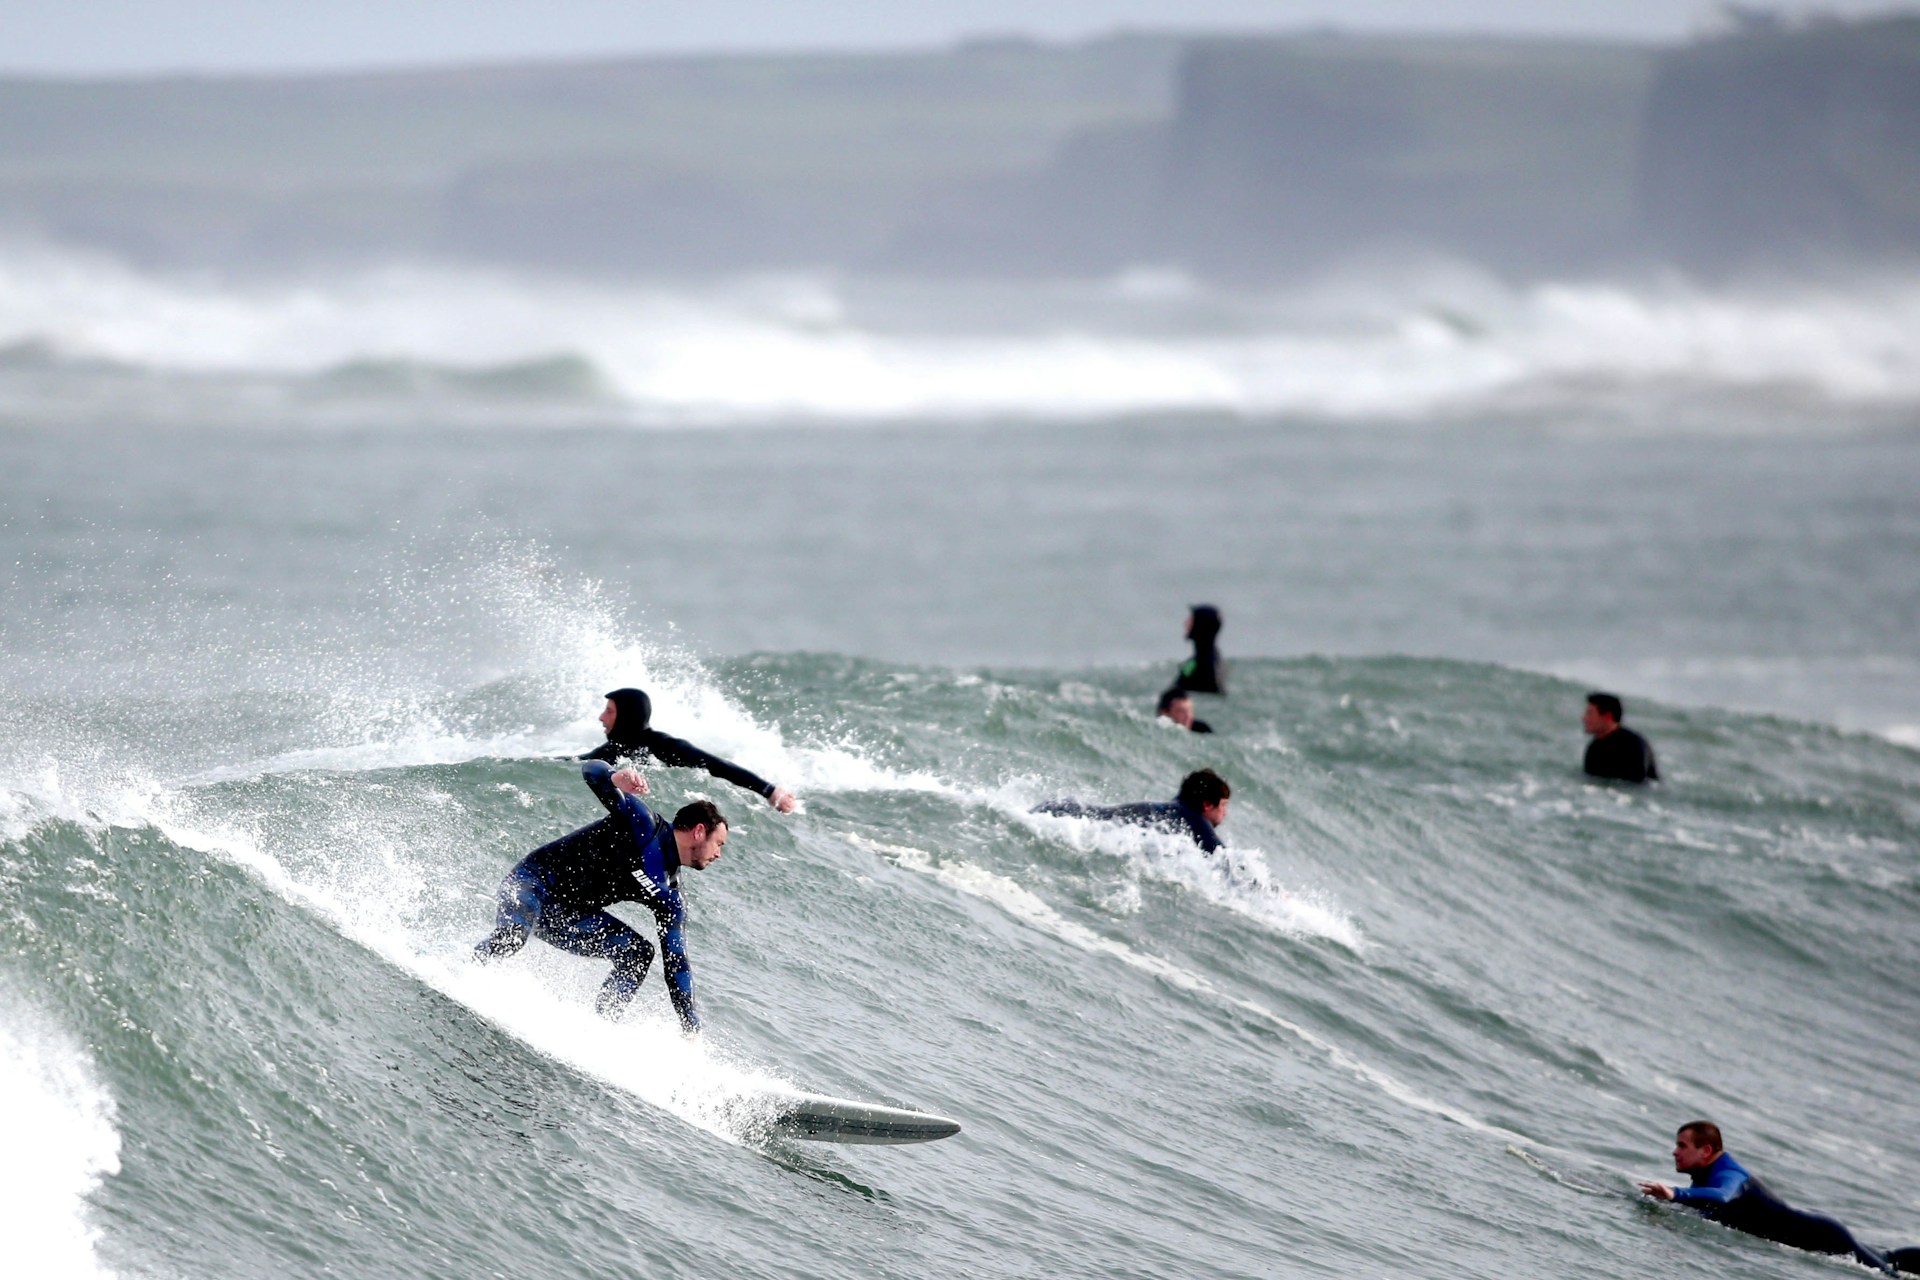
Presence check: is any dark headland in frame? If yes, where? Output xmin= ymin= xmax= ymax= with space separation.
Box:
xmin=2 ymin=13 xmax=1916 ymax=282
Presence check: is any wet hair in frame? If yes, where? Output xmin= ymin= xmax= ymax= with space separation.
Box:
xmin=1157 ymin=687 xmax=1192 ymax=715
xmin=672 ymin=800 xmax=727 ymax=833
xmin=1677 ymin=1120 xmax=1723 ymax=1153
xmin=1587 ymin=692 xmax=1624 ymax=721
xmin=604 ymin=687 xmax=653 ymax=744
xmin=1177 ymin=768 xmax=1231 ymax=810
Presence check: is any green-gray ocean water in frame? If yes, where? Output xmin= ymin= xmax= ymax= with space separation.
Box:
xmin=4 ymin=275 xmax=1920 ymax=1280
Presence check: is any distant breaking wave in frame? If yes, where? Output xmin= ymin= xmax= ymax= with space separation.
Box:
xmin=3 ymin=244 xmax=1920 ymax=426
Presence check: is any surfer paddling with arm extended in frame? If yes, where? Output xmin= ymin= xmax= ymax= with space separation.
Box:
xmin=1638 ymin=1121 xmax=1920 ymax=1274
xmin=1033 ymin=768 xmax=1231 ymax=853
xmin=589 ymin=686 xmax=796 ymax=813
xmin=474 ymin=759 xmax=727 ymax=1032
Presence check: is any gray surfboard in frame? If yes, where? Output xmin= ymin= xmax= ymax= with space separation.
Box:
xmin=762 ymin=1090 xmax=961 ymax=1145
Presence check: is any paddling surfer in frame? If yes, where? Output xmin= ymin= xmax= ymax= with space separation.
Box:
xmin=1638 ymin=1121 xmax=1919 ymax=1274
xmin=1033 ymin=768 xmax=1230 ymax=853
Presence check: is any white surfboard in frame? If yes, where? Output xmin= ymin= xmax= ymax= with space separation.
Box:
xmin=759 ymin=1090 xmax=961 ymax=1145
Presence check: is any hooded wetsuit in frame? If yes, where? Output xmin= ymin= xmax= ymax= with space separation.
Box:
xmin=1671 ymin=1151 xmax=1911 ymax=1274
xmin=1032 ymin=798 xmax=1224 ymax=853
xmin=585 ymin=687 xmax=778 ymax=803
xmin=474 ymin=759 xmax=698 ymax=1030
xmin=1585 ymin=725 xmax=1658 ymax=783
xmin=1176 ymin=605 xmax=1226 ymax=695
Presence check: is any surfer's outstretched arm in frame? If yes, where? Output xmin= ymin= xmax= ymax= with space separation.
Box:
xmin=642 ymin=729 xmax=796 ymax=812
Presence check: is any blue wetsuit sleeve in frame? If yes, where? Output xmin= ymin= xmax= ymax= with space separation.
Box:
xmin=581 ymin=760 xmax=662 ymax=843
xmin=655 ymin=888 xmax=698 ymax=1032
xmin=632 ymin=825 xmax=697 ymax=1030
xmin=1672 ymin=1164 xmax=1747 ymax=1206
xmin=581 ymin=758 xmax=624 ymax=814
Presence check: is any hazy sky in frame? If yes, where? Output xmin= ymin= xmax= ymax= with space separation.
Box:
xmin=4 ymin=1 xmax=1916 ymax=77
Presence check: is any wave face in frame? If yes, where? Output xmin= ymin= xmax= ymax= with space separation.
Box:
xmin=5 ymin=246 xmax=1920 ymax=425
xmin=3 ymin=572 xmax=1918 ymax=1278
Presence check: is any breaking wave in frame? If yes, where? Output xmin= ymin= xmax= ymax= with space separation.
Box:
xmin=3 ymin=245 xmax=1919 ymax=426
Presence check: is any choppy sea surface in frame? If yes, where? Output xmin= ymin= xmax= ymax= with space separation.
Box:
xmin=3 ymin=256 xmax=1918 ymax=1279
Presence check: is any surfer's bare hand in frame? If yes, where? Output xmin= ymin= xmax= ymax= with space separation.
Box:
xmin=611 ymin=767 xmax=648 ymax=796
xmin=1637 ymin=1181 xmax=1673 ymax=1200
xmin=769 ymin=787 xmax=796 ymax=813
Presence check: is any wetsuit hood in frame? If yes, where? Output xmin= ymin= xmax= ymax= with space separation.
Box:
xmin=1189 ymin=605 xmax=1222 ymax=649
xmin=604 ymin=687 xmax=653 ymax=747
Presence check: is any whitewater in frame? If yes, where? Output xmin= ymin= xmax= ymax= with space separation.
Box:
xmin=6 ymin=247 xmax=1920 ymax=426
xmin=2 ymin=252 xmax=1918 ymax=1279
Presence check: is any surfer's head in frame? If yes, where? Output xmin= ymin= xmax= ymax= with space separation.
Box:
xmin=1186 ymin=605 xmax=1222 ymax=646
xmin=1158 ymin=687 xmax=1196 ymax=728
xmin=671 ymin=800 xmax=729 ymax=870
xmin=602 ymin=687 xmax=653 ymax=744
xmin=1584 ymin=692 xmax=1623 ymax=736
xmin=1177 ymin=768 xmax=1231 ymax=826
xmin=1673 ymin=1121 xmax=1723 ymax=1171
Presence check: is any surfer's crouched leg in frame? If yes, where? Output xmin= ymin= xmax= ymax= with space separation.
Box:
xmin=472 ymin=866 xmax=543 ymax=962
xmin=529 ymin=909 xmax=655 ymax=1019
xmin=1887 ymin=1246 xmax=1920 ymax=1274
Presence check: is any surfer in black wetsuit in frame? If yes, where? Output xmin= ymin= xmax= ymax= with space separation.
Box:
xmin=473 ymin=759 xmax=728 ymax=1032
xmin=1033 ymin=768 xmax=1230 ymax=853
xmin=1175 ymin=605 xmax=1226 ymax=695
xmin=589 ymin=687 xmax=796 ymax=812
xmin=1157 ymin=688 xmax=1214 ymax=733
xmin=1582 ymin=691 xmax=1658 ymax=783
xmin=1639 ymin=1121 xmax=1920 ymax=1274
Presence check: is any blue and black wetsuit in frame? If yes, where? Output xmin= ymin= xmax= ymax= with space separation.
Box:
xmin=585 ymin=686 xmax=779 ymax=804
xmin=1032 ymin=798 xmax=1224 ymax=854
xmin=474 ymin=760 xmax=697 ymax=1030
xmin=1672 ymin=1151 xmax=1913 ymax=1274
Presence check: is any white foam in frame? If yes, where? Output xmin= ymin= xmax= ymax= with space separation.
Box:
xmin=852 ymin=834 xmax=1515 ymax=1140
xmin=0 ymin=992 xmax=122 ymax=1279
xmin=1013 ymin=796 xmax=1363 ymax=949
xmin=130 ymin=795 xmax=814 ymax=1148
xmin=5 ymin=245 xmax=1920 ymax=424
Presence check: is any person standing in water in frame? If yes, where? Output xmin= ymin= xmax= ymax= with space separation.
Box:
xmin=1581 ymin=691 xmax=1658 ymax=783
xmin=588 ymin=687 xmax=796 ymax=812
xmin=1175 ymin=606 xmax=1226 ymax=695
xmin=1638 ymin=1121 xmax=1918 ymax=1274
xmin=474 ymin=760 xmax=727 ymax=1031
